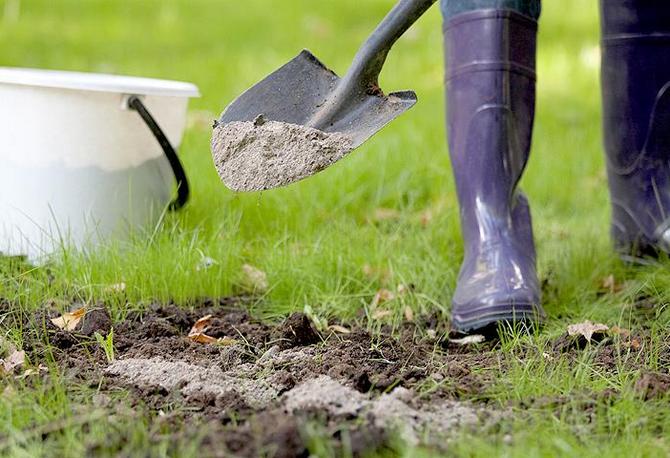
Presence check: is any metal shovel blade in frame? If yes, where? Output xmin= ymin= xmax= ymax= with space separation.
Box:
xmin=218 ymin=49 xmax=417 ymax=149
xmin=213 ymin=0 xmax=436 ymax=191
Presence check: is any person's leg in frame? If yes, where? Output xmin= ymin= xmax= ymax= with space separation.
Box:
xmin=600 ymin=1 xmax=670 ymax=261
xmin=442 ymin=0 xmax=545 ymax=333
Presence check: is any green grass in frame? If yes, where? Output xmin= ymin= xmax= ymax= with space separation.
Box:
xmin=1 ymin=0 xmax=669 ymax=456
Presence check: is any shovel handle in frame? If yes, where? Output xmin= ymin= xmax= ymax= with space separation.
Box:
xmin=308 ymin=0 xmax=436 ymax=129
xmin=348 ymin=0 xmax=437 ymax=88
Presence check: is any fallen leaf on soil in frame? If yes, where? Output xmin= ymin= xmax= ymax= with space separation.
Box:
xmin=371 ymin=289 xmax=395 ymax=308
xmin=188 ymin=315 xmax=238 ymax=346
xmin=1 ymin=348 xmax=25 ymax=374
xmin=404 ymin=306 xmax=414 ymax=322
xmin=17 ymin=364 xmax=48 ymax=379
xmin=51 ymin=307 xmax=87 ymax=331
xmin=629 ymin=338 xmax=642 ymax=351
xmin=190 ymin=315 xmax=213 ymax=334
xmin=449 ymin=335 xmax=485 ymax=346
xmin=397 ymin=284 xmax=415 ymax=296
xmin=189 ymin=333 xmax=218 ymax=344
xmin=610 ymin=326 xmax=631 ymax=337
xmin=241 ymin=264 xmax=269 ymax=292
xmin=601 ymin=275 xmax=624 ymax=294
xmin=189 ymin=332 xmax=238 ymax=346
xmin=567 ymin=320 xmax=609 ymax=342
xmin=327 ymin=325 xmax=351 ymax=334
xmin=0 ymin=336 xmax=26 ymax=374
xmin=372 ymin=309 xmax=392 ymax=320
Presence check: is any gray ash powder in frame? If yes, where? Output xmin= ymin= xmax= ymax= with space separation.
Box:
xmin=211 ymin=115 xmax=353 ymax=192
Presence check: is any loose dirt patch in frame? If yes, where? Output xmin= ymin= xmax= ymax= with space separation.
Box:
xmin=11 ymin=300 xmax=669 ymax=457
xmin=16 ymin=301 xmax=503 ymax=456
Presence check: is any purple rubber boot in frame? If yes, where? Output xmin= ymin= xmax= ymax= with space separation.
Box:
xmin=444 ymin=10 xmax=545 ymax=333
xmin=601 ymin=1 xmax=670 ymax=261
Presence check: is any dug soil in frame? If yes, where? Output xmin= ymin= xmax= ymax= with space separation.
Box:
xmin=11 ymin=298 xmax=670 ymax=457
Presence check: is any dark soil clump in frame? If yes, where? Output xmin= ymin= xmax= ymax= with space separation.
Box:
xmin=276 ymin=312 xmax=321 ymax=349
xmin=635 ymin=372 xmax=670 ymax=400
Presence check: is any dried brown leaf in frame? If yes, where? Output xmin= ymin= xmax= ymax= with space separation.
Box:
xmin=567 ymin=320 xmax=609 ymax=342
xmin=51 ymin=307 xmax=87 ymax=331
xmin=1 ymin=348 xmax=25 ymax=374
xmin=188 ymin=315 xmax=238 ymax=346
xmin=189 ymin=315 xmax=213 ymax=335
xmin=241 ymin=264 xmax=269 ymax=292
xmin=396 ymin=284 xmax=408 ymax=296
xmin=610 ymin=325 xmax=631 ymax=337
xmin=189 ymin=333 xmax=238 ymax=346
xmin=372 ymin=309 xmax=392 ymax=320
xmin=188 ymin=333 xmax=219 ymax=344
xmin=327 ymin=325 xmax=351 ymax=334
xmin=601 ymin=275 xmax=624 ymax=293
xmin=403 ymin=306 xmax=414 ymax=322
xmin=17 ymin=364 xmax=48 ymax=380
xmin=371 ymin=289 xmax=395 ymax=308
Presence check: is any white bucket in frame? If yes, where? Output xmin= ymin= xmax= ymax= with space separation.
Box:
xmin=0 ymin=68 xmax=200 ymax=260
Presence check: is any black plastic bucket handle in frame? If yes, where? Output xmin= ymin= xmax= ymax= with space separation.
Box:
xmin=127 ymin=95 xmax=189 ymax=211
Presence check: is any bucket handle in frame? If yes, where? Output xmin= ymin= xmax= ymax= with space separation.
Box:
xmin=126 ymin=95 xmax=189 ymax=211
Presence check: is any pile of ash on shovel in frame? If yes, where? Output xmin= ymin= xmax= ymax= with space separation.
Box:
xmin=211 ymin=115 xmax=354 ymax=192
xmin=15 ymin=299 xmax=506 ymax=457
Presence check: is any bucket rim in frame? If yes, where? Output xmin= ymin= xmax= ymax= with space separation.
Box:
xmin=0 ymin=67 xmax=200 ymax=97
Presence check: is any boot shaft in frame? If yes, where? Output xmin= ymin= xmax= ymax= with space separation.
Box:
xmin=600 ymin=1 xmax=670 ymax=256
xmin=442 ymin=7 xmax=544 ymax=333
xmin=600 ymin=1 xmax=670 ymax=167
xmin=444 ymin=10 xmax=537 ymax=235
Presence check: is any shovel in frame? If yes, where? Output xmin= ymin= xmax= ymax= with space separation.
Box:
xmin=214 ymin=0 xmax=437 ymax=190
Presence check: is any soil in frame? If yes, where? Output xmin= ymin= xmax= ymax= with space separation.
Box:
xmin=211 ymin=115 xmax=353 ymax=192
xmin=10 ymin=299 xmax=670 ymax=457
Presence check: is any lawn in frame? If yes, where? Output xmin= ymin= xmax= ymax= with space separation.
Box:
xmin=1 ymin=0 xmax=669 ymax=456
